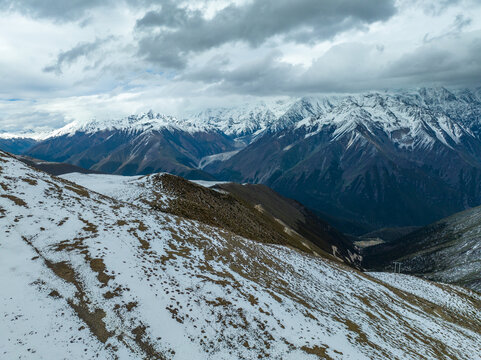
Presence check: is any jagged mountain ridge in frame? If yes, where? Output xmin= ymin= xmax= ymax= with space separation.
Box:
xmin=26 ymin=125 xmax=233 ymax=179
xmin=5 ymin=87 xmax=481 ymax=145
xmin=16 ymin=98 xmax=320 ymax=178
xmin=2 ymin=149 xmax=481 ymax=359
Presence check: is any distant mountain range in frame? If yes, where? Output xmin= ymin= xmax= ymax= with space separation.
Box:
xmin=2 ymin=87 xmax=481 ymax=233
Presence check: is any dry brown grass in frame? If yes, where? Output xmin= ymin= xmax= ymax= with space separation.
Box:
xmin=21 ymin=177 xmax=38 ymax=186
xmin=90 ymin=258 xmax=113 ymax=286
xmin=0 ymin=194 xmax=28 ymax=207
xmin=301 ymin=345 xmax=333 ymax=359
xmin=146 ymin=174 xmax=332 ymax=260
xmin=65 ymin=185 xmax=90 ymax=198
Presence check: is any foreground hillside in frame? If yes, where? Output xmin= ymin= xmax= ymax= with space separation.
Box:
xmin=364 ymin=204 xmax=481 ymax=292
xmin=1 ymin=150 xmax=481 ymax=359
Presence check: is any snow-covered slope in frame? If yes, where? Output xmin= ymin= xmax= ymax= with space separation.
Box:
xmin=59 ymin=173 xmax=166 ymax=208
xmin=1 ymin=150 xmax=481 ymax=359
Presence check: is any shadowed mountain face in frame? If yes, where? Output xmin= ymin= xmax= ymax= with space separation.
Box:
xmin=207 ymin=89 xmax=481 ymax=233
xmin=363 ymin=205 xmax=481 ymax=292
xmin=0 ymin=138 xmax=38 ymax=154
xmin=26 ymin=128 xmax=235 ymax=180
xmin=207 ymin=121 xmax=481 ymax=232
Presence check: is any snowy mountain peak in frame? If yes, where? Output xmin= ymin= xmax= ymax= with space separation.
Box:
xmin=49 ymin=111 xmax=211 ymax=138
xmin=187 ymin=98 xmax=297 ymax=138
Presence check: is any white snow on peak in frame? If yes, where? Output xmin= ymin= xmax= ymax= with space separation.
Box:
xmin=186 ymin=98 xmax=297 ymax=138
xmin=30 ymin=99 xmax=299 ymax=140
xmin=0 ymin=130 xmax=52 ymax=140
xmin=49 ymin=111 xmax=212 ymax=138
xmin=293 ymin=89 xmax=481 ymax=150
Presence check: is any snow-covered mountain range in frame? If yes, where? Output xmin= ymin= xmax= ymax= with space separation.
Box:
xmin=2 ymin=150 xmax=481 ymax=359
xmin=2 ymin=87 xmax=481 ymax=231
xmin=6 ymin=87 xmax=481 ymax=144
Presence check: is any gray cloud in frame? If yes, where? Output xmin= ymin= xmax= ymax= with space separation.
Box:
xmin=0 ymin=106 xmax=66 ymax=133
xmin=453 ymin=13 xmax=473 ymax=31
xmin=43 ymin=37 xmax=114 ymax=75
xmin=386 ymin=31 xmax=481 ymax=87
xmin=135 ymin=0 xmax=397 ymax=68
xmin=0 ymin=0 xmax=113 ymax=21
xmin=402 ymin=0 xmax=461 ymax=16
xmin=180 ymin=43 xmax=384 ymax=95
xmin=181 ymin=30 xmax=481 ymax=95
xmin=2 ymin=0 xmax=481 ymax=134
xmin=423 ymin=13 xmax=472 ymax=43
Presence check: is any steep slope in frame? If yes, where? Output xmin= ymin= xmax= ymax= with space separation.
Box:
xmin=363 ymin=204 xmax=481 ymax=292
xmin=61 ymin=172 xmax=360 ymax=268
xmin=208 ymin=88 xmax=481 ymax=232
xmin=2 ymin=150 xmax=481 ymax=359
xmin=213 ymin=182 xmax=359 ymax=266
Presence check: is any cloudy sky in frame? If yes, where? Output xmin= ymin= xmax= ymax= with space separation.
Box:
xmin=1 ymin=0 xmax=481 ymax=133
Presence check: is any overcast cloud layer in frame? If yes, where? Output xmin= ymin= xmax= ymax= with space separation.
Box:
xmin=1 ymin=0 xmax=481 ymax=132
